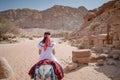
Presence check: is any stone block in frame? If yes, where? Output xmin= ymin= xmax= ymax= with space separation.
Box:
xmin=72 ymin=57 xmax=90 ymax=64
xmin=72 ymin=50 xmax=91 ymax=58
xmin=111 ymin=49 xmax=120 ymax=59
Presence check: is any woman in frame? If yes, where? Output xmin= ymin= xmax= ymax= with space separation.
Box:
xmin=38 ymin=32 xmax=59 ymax=64
xmin=29 ymin=32 xmax=64 ymax=79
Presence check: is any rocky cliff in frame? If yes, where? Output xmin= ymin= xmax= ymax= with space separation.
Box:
xmin=0 ymin=5 xmax=88 ymax=31
xmin=67 ymin=0 xmax=120 ymax=53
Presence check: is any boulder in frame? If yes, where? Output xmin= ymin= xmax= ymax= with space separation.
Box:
xmin=96 ymin=54 xmax=107 ymax=60
xmin=89 ymin=53 xmax=107 ymax=62
xmin=84 ymin=12 xmax=96 ymax=21
xmin=111 ymin=50 xmax=120 ymax=59
xmin=66 ymin=63 xmax=78 ymax=71
xmin=97 ymin=59 xmax=104 ymax=66
xmin=0 ymin=57 xmax=13 ymax=79
xmin=113 ymin=53 xmax=119 ymax=60
xmin=108 ymin=53 xmax=113 ymax=58
xmin=89 ymin=53 xmax=98 ymax=62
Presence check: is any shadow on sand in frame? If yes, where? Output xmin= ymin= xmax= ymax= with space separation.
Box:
xmin=94 ymin=59 xmax=120 ymax=80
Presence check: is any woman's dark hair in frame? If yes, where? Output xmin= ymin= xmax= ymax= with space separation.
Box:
xmin=41 ymin=32 xmax=51 ymax=43
xmin=44 ymin=32 xmax=51 ymax=35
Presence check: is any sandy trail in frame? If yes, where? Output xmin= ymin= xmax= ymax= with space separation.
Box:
xmin=0 ymin=38 xmax=119 ymax=80
xmin=0 ymin=38 xmax=77 ymax=80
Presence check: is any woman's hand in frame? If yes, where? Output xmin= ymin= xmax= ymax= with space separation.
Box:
xmin=38 ymin=49 xmax=41 ymax=55
xmin=52 ymin=49 xmax=55 ymax=55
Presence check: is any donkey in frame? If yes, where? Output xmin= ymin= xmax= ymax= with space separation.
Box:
xmin=34 ymin=65 xmax=56 ymax=80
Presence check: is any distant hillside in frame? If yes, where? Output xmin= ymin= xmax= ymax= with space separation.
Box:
xmin=0 ymin=5 xmax=88 ymax=31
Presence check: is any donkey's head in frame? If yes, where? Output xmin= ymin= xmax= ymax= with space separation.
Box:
xmin=35 ymin=65 xmax=54 ymax=80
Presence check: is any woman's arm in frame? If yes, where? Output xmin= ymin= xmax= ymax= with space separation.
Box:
xmin=52 ymin=49 xmax=55 ymax=55
xmin=38 ymin=49 xmax=41 ymax=55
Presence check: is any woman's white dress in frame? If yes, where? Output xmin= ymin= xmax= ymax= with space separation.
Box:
xmin=38 ymin=41 xmax=59 ymax=64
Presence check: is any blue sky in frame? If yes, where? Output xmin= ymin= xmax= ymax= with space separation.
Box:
xmin=0 ymin=0 xmax=110 ymax=11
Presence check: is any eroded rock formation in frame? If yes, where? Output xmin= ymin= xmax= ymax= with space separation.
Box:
xmin=67 ymin=0 xmax=120 ymax=55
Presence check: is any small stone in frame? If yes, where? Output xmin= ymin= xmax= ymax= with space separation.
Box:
xmin=106 ymin=59 xmax=117 ymax=65
xmin=113 ymin=53 xmax=119 ymax=60
xmin=66 ymin=63 xmax=78 ymax=71
xmin=97 ymin=59 xmax=104 ymax=66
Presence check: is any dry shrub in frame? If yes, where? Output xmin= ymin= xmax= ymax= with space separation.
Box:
xmin=28 ymin=37 xmax=33 ymax=40
xmin=0 ymin=16 xmax=19 ymax=40
xmin=89 ymin=22 xmax=100 ymax=31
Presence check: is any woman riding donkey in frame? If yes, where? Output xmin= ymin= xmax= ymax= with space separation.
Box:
xmin=29 ymin=32 xmax=64 ymax=80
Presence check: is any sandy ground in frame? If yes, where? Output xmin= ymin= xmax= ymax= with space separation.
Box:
xmin=0 ymin=38 xmax=120 ymax=80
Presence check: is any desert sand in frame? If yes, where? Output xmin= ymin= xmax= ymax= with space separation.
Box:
xmin=0 ymin=38 xmax=120 ymax=80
